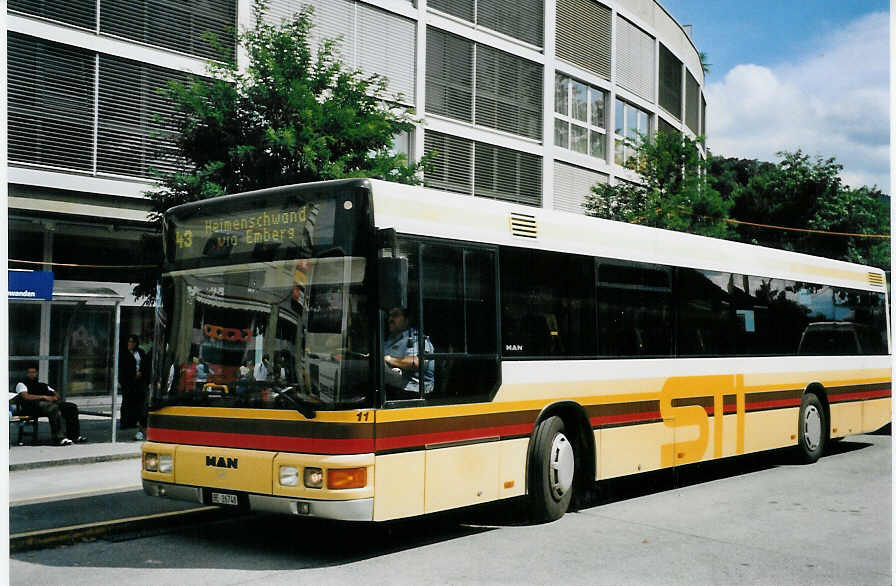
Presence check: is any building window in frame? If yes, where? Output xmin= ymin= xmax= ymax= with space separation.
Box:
xmin=8 ymin=33 xmax=95 ymax=172
xmin=97 ymin=55 xmax=194 ymax=178
xmin=685 ymin=70 xmax=700 ymax=135
xmin=556 ymin=0 xmax=611 ymax=81
xmin=429 ymin=0 xmax=544 ymax=47
xmin=424 ymin=130 xmax=542 ymax=207
xmin=614 ymin=99 xmax=649 ymax=165
xmin=615 ymin=16 xmax=655 ymax=103
xmin=476 ymin=44 xmax=543 ymax=140
xmin=100 ymin=0 xmax=237 ymax=61
xmin=554 ymin=74 xmax=607 ymax=160
xmin=9 ymin=0 xmax=95 ymax=30
xmin=426 ymin=26 xmax=543 ymax=140
xmin=658 ymin=44 xmax=682 ymax=120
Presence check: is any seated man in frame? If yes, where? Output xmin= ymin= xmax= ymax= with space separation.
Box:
xmin=383 ymin=307 xmax=434 ymax=398
xmin=14 ymin=365 xmax=84 ymax=446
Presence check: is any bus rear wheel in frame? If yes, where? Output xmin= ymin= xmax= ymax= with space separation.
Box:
xmin=529 ymin=416 xmax=575 ymax=523
xmin=797 ymin=393 xmax=827 ymax=464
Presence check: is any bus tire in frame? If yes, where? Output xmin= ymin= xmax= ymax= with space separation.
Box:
xmin=529 ymin=416 xmax=574 ymax=523
xmin=797 ymin=393 xmax=827 ymax=464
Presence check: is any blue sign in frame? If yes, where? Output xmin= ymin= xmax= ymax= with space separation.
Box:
xmin=8 ymin=271 xmax=54 ymax=300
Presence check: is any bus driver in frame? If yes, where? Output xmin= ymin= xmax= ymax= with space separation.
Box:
xmin=383 ymin=307 xmax=434 ymax=397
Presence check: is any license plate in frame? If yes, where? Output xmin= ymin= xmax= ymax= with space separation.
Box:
xmin=211 ymin=492 xmax=239 ymax=506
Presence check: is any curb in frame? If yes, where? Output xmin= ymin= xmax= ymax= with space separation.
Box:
xmin=10 ymin=452 xmax=141 ymax=472
xmin=10 ymin=506 xmax=231 ymax=553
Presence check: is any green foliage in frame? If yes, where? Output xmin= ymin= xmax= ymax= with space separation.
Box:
xmin=698 ymin=51 xmax=711 ymax=75
xmin=718 ymin=150 xmax=890 ymax=269
xmin=146 ymin=1 xmax=424 ymax=221
xmin=586 ymin=138 xmax=889 ymax=271
xmin=585 ymin=132 xmax=732 ymax=239
xmin=136 ymin=1 xmax=426 ymax=298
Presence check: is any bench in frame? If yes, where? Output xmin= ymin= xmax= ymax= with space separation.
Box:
xmin=10 ymin=414 xmax=39 ymax=446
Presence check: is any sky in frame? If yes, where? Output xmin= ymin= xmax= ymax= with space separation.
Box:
xmin=659 ymin=1 xmax=890 ymax=192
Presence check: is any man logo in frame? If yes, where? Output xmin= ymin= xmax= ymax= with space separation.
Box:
xmin=206 ymin=455 xmax=239 ymax=469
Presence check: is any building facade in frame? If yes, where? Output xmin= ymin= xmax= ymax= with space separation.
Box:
xmin=7 ymin=0 xmax=706 ymax=397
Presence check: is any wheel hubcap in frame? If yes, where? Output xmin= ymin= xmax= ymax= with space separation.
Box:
xmin=803 ymin=405 xmax=822 ymax=451
xmin=549 ymin=433 xmax=574 ymax=501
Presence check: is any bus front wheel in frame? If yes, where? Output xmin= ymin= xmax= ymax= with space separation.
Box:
xmin=797 ymin=393 xmax=827 ymax=464
xmin=529 ymin=416 xmax=575 ymax=523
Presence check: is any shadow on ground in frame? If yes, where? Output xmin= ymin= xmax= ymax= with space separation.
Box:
xmin=10 ymin=436 xmax=879 ymax=572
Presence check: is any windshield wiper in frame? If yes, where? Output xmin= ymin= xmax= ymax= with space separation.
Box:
xmin=271 ymin=386 xmax=319 ymax=419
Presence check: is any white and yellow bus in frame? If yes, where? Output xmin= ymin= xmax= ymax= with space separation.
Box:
xmin=142 ymin=178 xmax=891 ymax=522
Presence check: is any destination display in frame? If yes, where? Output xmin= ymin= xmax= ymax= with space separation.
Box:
xmin=169 ymin=201 xmax=335 ymax=264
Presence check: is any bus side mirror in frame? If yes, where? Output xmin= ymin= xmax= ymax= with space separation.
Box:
xmin=378 ymin=257 xmax=408 ymax=310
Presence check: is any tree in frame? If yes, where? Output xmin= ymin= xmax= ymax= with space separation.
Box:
xmin=711 ymin=150 xmax=889 ymax=270
xmin=585 ymin=132 xmax=732 ymax=239
xmin=727 ymin=150 xmax=842 ymax=251
xmin=698 ymin=51 xmax=711 ymax=76
xmin=136 ymin=1 xmax=427 ymax=298
xmin=807 ymin=185 xmax=890 ymax=268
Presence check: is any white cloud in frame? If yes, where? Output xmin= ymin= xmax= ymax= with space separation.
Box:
xmin=706 ymin=11 xmax=889 ymax=191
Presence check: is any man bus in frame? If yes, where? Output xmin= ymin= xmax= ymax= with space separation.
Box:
xmin=142 ymin=179 xmax=890 ymax=522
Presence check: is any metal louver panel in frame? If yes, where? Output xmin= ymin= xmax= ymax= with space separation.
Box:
xmin=97 ymin=55 xmax=194 ymax=178
xmin=428 ymin=0 xmax=475 ymax=22
xmin=509 ymin=212 xmax=538 ymax=238
xmin=8 ymin=33 xmax=95 ymax=172
xmin=282 ymin=0 xmax=353 ymax=60
xmin=475 ymin=45 xmax=543 ymax=140
xmin=478 ymin=0 xmax=544 ymax=48
xmin=426 ymin=27 xmax=474 ymax=123
xmin=685 ymin=70 xmax=699 ymax=134
xmin=474 ymin=142 xmax=542 ymax=207
xmin=615 ymin=17 xmax=654 ymax=103
xmin=9 ymin=0 xmax=95 ymax=29
xmin=424 ymin=131 xmax=474 ymax=194
xmin=357 ymin=3 xmax=417 ymax=102
xmin=553 ymin=161 xmax=607 ymax=214
xmin=424 ymin=131 xmax=542 ymax=206
xmin=265 ymin=1 xmax=415 ymax=104
xmin=556 ymin=0 xmax=611 ymax=81
xmin=658 ymin=44 xmax=682 ymax=119
xmin=868 ymin=273 xmax=885 ymax=287
xmin=100 ymin=0 xmax=237 ymax=61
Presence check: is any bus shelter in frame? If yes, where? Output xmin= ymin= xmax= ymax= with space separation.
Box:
xmin=8 ymin=276 xmax=144 ymax=443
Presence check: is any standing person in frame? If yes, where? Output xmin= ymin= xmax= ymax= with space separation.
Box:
xmin=254 ymin=354 xmax=270 ymax=383
xmin=194 ymin=357 xmax=214 ymax=392
xmin=119 ymin=335 xmax=148 ymax=440
xmin=15 ymin=365 xmax=85 ymax=445
xmin=383 ymin=307 xmax=434 ymax=397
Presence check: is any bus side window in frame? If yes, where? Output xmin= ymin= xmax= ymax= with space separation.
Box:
xmin=500 ymin=247 xmax=596 ymax=358
xmin=419 ymin=243 xmax=499 ymax=402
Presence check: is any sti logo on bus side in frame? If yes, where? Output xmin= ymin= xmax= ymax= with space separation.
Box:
xmin=206 ymin=456 xmax=238 ymax=469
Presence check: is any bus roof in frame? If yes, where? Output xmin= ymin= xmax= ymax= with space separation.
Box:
xmin=365 ymin=178 xmax=887 ymax=293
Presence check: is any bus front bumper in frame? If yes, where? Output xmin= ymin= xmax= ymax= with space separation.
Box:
xmin=142 ymin=480 xmax=374 ymax=521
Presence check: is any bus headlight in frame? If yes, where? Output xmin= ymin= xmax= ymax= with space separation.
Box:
xmin=144 ymin=452 xmax=159 ymax=472
xmin=279 ymin=466 xmax=299 ymax=486
xmin=304 ymin=467 xmax=323 ymax=489
xmin=159 ymin=454 xmax=173 ymax=474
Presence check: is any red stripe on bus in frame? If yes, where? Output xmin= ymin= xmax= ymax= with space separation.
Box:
xmin=746 ymin=398 xmax=801 ymax=411
xmin=147 ymin=428 xmax=374 ymax=454
xmin=589 ymin=410 xmax=661 ymax=427
xmin=375 ymin=423 xmax=534 ymax=451
xmin=830 ymin=389 xmax=891 ymax=403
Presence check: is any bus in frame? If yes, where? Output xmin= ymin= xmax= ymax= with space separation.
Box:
xmin=141 ymin=178 xmax=891 ymax=522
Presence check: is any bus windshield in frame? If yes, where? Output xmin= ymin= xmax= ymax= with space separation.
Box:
xmin=151 ymin=183 xmax=375 ymax=411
